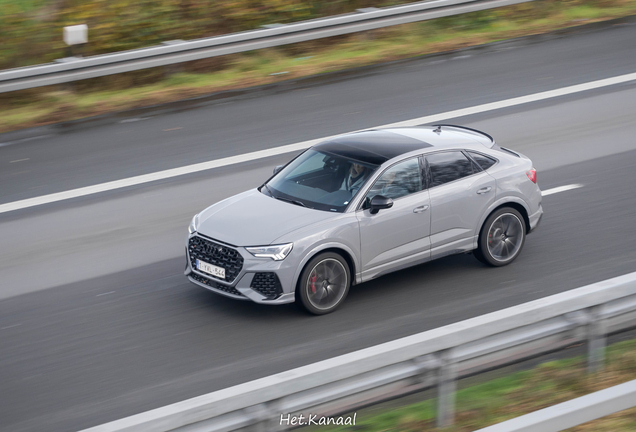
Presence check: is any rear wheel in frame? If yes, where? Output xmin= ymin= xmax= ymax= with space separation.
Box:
xmin=475 ymin=207 xmax=526 ymax=267
xmin=297 ymin=252 xmax=350 ymax=315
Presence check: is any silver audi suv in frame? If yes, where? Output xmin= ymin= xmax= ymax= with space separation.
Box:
xmin=185 ymin=126 xmax=543 ymax=314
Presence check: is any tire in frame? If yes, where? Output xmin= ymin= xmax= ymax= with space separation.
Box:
xmin=297 ymin=252 xmax=351 ymax=315
xmin=475 ymin=207 xmax=526 ymax=267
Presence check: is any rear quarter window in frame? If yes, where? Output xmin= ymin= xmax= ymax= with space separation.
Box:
xmin=468 ymin=151 xmax=497 ymax=170
xmin=426 ymin=151 xmax=475 ymax=187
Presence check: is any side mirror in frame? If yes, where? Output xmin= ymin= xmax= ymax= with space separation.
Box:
xmin=369 ymin=195 xmax=393 ymax=214
xmin=273 ymin=165 xmax=284 ymax=175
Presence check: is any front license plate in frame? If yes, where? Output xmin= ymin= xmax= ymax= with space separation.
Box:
xmin=196 ymin=259 xmax=226 ymax=278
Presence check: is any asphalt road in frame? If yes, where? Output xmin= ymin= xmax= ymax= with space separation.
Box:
xmin=1 ymin=19 xmax=636 ymax=204
xmin=1 ymin=21 xmax=636 ymax=432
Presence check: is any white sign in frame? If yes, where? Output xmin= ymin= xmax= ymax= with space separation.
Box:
xmin=63 ymin=24 xmax=88 ymax=46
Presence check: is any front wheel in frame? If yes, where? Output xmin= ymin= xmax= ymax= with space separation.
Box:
xmin=297 ymin=252 xmax=351 ymax=315
xmin=475 ymin=207 xmax=526 ymax=267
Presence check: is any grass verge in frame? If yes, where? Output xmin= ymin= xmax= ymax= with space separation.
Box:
xmin=310 ymin=338 xmax=636 ymax=431
xmin=2 ymin=0 xmax=636 ymax=134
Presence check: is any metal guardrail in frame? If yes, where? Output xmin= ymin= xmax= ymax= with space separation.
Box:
xmin=475 ymin=379 xmax=636 ymax=432
xmin=81 ymin=272 xmax=636 ymax=432
xmin=0 ymin=0 xmax=535 ymax=93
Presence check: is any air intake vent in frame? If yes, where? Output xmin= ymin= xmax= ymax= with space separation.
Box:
xmin=190 ymin=273 xmax=244 ymax=297
xmin=250 ymin=273 xmax=283 ymax=299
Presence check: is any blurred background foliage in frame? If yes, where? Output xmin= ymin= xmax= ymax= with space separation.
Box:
xmin=0 ymin=0 xmax=613 ymax=70
xmin=0 ymin=0 xmax=399 ymax=70
xmin=0 ymin=0 xmax=634 ymax=132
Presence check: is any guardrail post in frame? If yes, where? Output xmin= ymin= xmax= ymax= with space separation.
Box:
xmin=566 ymin=308 xmax=607 ymax=373
xmin=414 ymin=353 xmax=441 ymax=383
xmin=587 ymin=306 xmax=606 ymax=373
xmin=245 ymin=400 xmax=283 ymax=432
xmin=437 ymin=349 xmax=457 ymax=428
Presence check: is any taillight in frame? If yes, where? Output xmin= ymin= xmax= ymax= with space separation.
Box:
xmin=526 ymin=168 xmax=537 ymax=184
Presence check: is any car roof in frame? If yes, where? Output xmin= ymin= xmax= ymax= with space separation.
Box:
xmin=312 ymin=126 xmax=494 ymax=165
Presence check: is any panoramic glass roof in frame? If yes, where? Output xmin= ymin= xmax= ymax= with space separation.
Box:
xmin=313 ymin=130 xmax=432 ymax=165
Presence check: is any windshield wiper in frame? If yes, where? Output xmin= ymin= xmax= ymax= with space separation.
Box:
xmin=261 ymin=183 xmax=275 ymax=197
xmin=261 ymin=184 xmax=310 ymax=208
xmin=276 ymin=195 xmax=311 ymax=209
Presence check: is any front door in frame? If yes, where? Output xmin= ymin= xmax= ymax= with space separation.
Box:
xmin=356 ymin=157 xmax=431 ymax=281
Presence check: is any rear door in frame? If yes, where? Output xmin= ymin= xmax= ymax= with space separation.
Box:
xmin=425 ymin=151 xmax=496 ymax=258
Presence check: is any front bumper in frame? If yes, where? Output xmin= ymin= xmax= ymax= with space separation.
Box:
xmin=185 ymin=233 xmax=297 ymax=305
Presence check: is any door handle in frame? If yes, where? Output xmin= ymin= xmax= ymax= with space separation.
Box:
xmin=477 ymin=186 xmax=492 ymax=195
xmin=413 ymin=205 xmax=429 ymax=213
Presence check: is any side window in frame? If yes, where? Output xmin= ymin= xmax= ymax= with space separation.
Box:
xmin=426 ymin=151 xmax=474 ymax=188
xmin=467 ymin=151 xmax=497 ymax=170
xmin=365 ymin=158 xmax=422 ymax=202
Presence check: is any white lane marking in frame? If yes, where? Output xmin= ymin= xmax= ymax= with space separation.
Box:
xmin=96 ymin=291 xmax=116 ymax=297
xmin=1 ymin=324 xmax=21 ymax=330
xmin=0 ymin=134 xmax=52 ymax=148
xmin=119 ymin=117 xmax=150 ymax=123
xmin=541 ymin=184 xmax=584 ymax=196
xmin=1 ymin=72 xmax=635 ymax=215
xmin=9 ymin=158 xmax=30 ymax=163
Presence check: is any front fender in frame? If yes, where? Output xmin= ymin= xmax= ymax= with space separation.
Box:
xmin=291 ymin=241 xmax=360 ymax=293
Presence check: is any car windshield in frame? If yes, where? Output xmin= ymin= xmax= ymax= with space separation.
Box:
xmin=263 ymin=149 xmax=378 ymax=212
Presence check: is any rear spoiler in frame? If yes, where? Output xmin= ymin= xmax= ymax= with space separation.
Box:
xmin=432 ymin=124 xmax=495 ymax=148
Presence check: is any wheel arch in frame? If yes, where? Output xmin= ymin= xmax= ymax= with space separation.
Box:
xmin=475 ymin=201 xmax=529 ymax=266
xmin=292 ymin=244 xmax=358 ymax=295
xmin=492 ymin=202 xmax=531 ymax=234
xmin=320 ymin=247 xmax=357 ymax=285
xmin=478 ymin=198 xmax=531 ymax=239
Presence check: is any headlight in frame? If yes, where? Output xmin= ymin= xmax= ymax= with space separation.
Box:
xmin=188 ymin=214 xmax=199 ymax=234
xmin=245 ymin=243 xmax=293 ymax=261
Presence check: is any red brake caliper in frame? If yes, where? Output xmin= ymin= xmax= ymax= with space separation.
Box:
xmin=310 ymin=271 xmax=317 ymax=294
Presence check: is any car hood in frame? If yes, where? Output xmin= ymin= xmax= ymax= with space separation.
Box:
xmin=197 ymin=189 xmax=336 ymax=246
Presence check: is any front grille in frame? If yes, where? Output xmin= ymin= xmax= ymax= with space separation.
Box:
xmin=188 ymin=236 xmax=243 ymax=283
xmin=250 ymin=273 xmax=283 ymax=299
xmin=190 ymin=273 xmax=243 ymax=297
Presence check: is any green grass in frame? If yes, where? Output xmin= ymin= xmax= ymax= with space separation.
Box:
xmin=2 ymin=0 xmax=636 ymax=133
xmin=306 ymin=339 xmax=636 ymax=432
xmin=0 ymin=0 xmax=47 ymax=14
